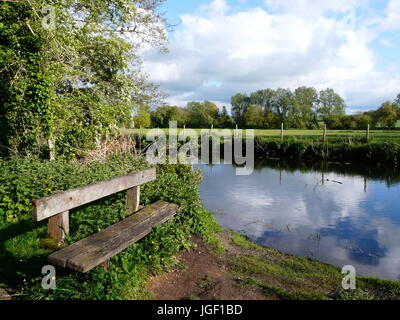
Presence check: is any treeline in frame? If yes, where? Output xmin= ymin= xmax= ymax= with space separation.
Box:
xmin=141 ymin=88 xmax=400 ymax=130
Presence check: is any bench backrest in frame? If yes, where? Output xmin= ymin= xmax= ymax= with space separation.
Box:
xmin=32 ymin=168 xmax=156 ymax=240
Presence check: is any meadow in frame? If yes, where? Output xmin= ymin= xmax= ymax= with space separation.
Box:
xmin=128 ymin=128 xmax=400 ymax=142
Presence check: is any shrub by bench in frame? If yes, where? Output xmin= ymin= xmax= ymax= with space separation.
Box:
xmin=32 ymin=168 xmax=179 ymax=273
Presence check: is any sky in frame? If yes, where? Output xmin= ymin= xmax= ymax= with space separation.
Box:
xmin=142 ymin=0 xmax=400 ymax=114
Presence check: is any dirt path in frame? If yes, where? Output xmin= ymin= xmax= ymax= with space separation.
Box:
xmin=146 ymin=233 xmax=268 ymax=300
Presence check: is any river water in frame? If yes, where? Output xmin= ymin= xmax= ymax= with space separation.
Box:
xmin=196 ymin=160 xmax=400 ymax=281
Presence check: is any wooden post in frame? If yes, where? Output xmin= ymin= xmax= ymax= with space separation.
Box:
xmin=281 ymin=123 xmax=284 ymax=140
xmin=366 ymin=124 xmax=370 ymax=141
xmin=323 ymin=124 xmax=327 ymax=142
xmin=48 ymin=211 xmax=69 ymax=241
xmin=126 ymin=186 xmax=140 ymax=216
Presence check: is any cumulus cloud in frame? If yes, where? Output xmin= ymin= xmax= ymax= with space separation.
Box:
xmin=381 ymin=0 xmax=400 ymax=31
xmin=143 ymin=0 xmax=400 ymax=111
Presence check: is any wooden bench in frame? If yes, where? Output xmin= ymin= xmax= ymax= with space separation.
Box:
xmin=31 ymin=168 xmax=179 ymax=273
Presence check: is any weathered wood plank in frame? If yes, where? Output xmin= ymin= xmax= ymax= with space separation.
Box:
xmin=66 ymin=203 xmax=178 ymax=273
xmin=126 ymin=186 xmax=140 ymax=216
xmin=32 ymin=168 xmax=156 ymax=222
xmin=47 ymin=201 xmax=175 ymax=269
xmin=48 ymin=211 xmax=69 ymax=241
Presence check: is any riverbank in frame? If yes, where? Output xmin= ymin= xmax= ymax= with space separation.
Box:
xmin=1 ymin=155 xmax=399 ymax=300
xmin=146 ymin=230 xmax=400 ymax=300
xmin=130 ymin=132 xmax=400 ymax=166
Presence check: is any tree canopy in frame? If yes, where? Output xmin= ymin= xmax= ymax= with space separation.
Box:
xmin=0 ymin=0 xmax=167 ymax=158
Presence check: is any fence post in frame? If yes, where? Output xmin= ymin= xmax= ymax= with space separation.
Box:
xmin=281 ymin=123 xmax=284 ymax=140
xmin=323 ymin=124 xmax=327 ymax=142
xmin=366 ymin=124 xmax=370 ymax=141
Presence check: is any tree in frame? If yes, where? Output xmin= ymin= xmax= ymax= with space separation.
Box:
xmin=317 ymin=89 xmax=346 ymax=119
xmin=217 ymin=106 xmax=234 ymax=128
xmin=272 ymin=88 xmax=294 ymax=122
xmin=221 ymin=106 xmax=229 ymax=117
xmin=289 ymin=87 xmax=318 ymax=128
xmin=394 ymin=93 xmax=400 ymax=107
xmin=250 ymin=89 xmax=276 ymax=113
xmin=245 ymin=105 xmax=264 ymax=128
xmin=0 ymin=0 xmax=168 ymax=158
xmin=186 ymin=101 xmax=218 ymax=128
xmin=376 ymin=101 xmax=398 ymax=128
xmin=231 ymin=93 xmax=250 ymax=127
xmin=134 ymin=106 xmax=151 ymax=128
xmin=151 ymin=106 xmax=187 ymax=128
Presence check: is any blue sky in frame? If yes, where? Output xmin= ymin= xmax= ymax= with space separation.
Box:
xmin=143 ymin=0 xmax=400 ymax=113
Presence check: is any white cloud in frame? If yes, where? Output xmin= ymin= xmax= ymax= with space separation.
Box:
xmin=381 ymin=0 xmax=400 ymax=31
xmin=143 ymin=0 xmax=400 ymax=110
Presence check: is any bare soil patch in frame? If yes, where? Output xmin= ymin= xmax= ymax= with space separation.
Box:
xmin=146 ymin=233 xmax=267 ymax=300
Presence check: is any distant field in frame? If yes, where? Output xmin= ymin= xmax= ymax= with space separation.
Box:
xmin=127 ymin=128 xmax=400 ymax=141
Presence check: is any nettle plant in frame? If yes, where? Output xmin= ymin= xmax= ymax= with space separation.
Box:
xmin=0 ymin=0 xmax=168 ymax=159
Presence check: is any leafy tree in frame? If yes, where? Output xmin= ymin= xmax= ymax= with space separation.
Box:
xmin=217 ymin=106 xmax=234 ymax=128
xmin=250 ymin=89 xmax=276 ymax=112
xmin=289 ymin=87 xmax=318 ymax=128
xmin=394 ymin=93 xmax=400 ymax=107
xmin=186 ymin=101 xmax=218 ymax=128
xmin=317 ymin=88 xmax=346 ymax=119
xmin=0 ymin=0 xmax=167 ymax=158
xmin=231 ymin=93 xmax=250 ymax=127
xmin=376 ymin=101 xmax=398 ymax=129
xmin=134 ymin=106 xmax=151 ymax=128
xmin=272 ymin=88 xmax=294 ymax=120
xmin=245 ymin=105 xmax=264 ymax=128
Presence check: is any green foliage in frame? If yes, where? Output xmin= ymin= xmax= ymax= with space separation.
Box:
xmin=254 ymin=137 xmax=400 ymax=165
xmin=375 ymin=101 xmax=399 ymax=129
xmin=186 ymin=101 xmax=219 ymax=128
xmin=0 ymin=0 xmax=167 ymax=159
xmin=0 ymin=155 xmax=219 ymax=299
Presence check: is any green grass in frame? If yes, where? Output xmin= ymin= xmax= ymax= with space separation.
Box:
xmin=228 ymin=234 xmax=400 ymax=300
xmin=127 ymin=128 xmax=400 ymax=142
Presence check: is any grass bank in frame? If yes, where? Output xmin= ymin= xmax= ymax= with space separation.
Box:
xmin=129 ymin=131 xmax=400 ymax=166
xmin=253 ymin=137 xmax=400 ymax=165
xmin=146 ymin=230 xmax=400 ymax=300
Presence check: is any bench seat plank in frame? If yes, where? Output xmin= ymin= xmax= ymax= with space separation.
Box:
xmin=48 ymin=200 xmax=179 ymax=273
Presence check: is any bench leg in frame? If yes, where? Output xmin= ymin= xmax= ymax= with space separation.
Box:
xmin=126 ymin=186 xmax=140 ymax=216
xmin=101 ymin=259 xmax=110 ymax=271
xmin=48 ymin=211 xmax=69 ymax=241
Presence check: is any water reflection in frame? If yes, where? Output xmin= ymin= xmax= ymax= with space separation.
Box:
xmin=197 ymin=160 xmax=400 ymax=280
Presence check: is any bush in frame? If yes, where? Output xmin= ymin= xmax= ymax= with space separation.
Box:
xmin=254 ymin=137 xmax=400 ymax=165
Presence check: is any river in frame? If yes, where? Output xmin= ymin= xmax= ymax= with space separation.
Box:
xmin=196 ymin=160 xmax=400 ymax=281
